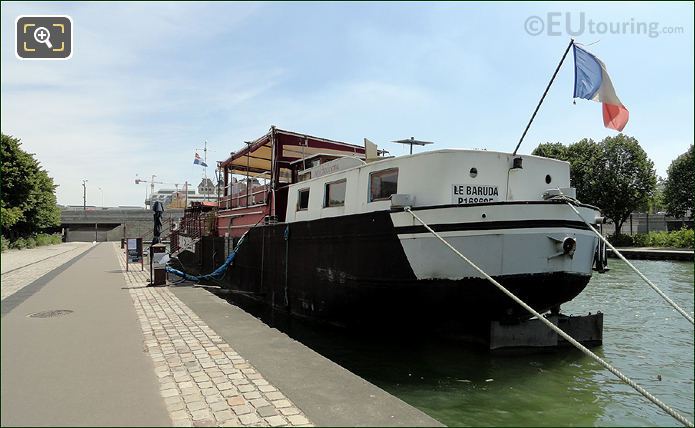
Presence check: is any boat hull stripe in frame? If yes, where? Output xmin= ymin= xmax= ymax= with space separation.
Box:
xmin=395 ymin=219 xmax=590 ymax=235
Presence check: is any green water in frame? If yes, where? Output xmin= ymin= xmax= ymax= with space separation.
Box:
xmin=277 ymin=261 xmax=694 ymax=426
xmin=375 ymin=261 xmax=694 ymax=426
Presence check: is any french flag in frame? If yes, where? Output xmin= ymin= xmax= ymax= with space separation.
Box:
xmin=193 ymin=152 xmax=207 ymax=167
xmin=573 ymin=45 xmax=629 ymax=132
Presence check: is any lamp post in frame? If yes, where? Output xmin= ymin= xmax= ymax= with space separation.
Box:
xmin=82 ymin=179 xmax=88 ymax=211
xmin=98 ymin=187 xmax=104 ymax=209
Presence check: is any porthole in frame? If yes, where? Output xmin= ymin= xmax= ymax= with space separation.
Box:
xmin=482 ymin=213 xmax=487 ymax=219
xmin=545 ymin=174 xmax=552 ymax=184
xmin=469 ymin=168 xmax=478 ymax=178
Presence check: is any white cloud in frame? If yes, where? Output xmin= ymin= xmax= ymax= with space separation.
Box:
xmin=1 ymin=2 xmax=270 ymax=206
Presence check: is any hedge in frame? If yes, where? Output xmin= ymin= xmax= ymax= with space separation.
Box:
xmin=2 ymin=233 xmax=62 ymax=252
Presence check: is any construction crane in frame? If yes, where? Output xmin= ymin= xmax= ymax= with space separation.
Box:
xmin=135 ymin=174 xmax=188 ymax=208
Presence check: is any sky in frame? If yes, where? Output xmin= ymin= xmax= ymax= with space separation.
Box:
xmin=1 ymin=2 xmax=693 ymax=207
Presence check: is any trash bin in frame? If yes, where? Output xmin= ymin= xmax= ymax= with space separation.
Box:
xmin=150 ymin=243 xmax=168 ymax=286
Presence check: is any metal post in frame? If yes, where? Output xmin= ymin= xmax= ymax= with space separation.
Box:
xmin=513 ymin=39 xmax=575 ymax=156
xmin=270 ymin=126 xmax=277 ymax=216
xmin=246 ymin=142 xmax=251 ymax=207
xmin=204 ymin=140 xmax=208 ymax=201
xmin=82 ymin=179 xmax=88 ymax=211
xmin=150 ymin=174 xmax=156 ymax=208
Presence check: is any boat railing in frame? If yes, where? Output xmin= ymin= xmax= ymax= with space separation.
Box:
xmin=220 ymin=184 xmax=270 ymax=209
xmin=170 ymin=210 xmax=218 ymax=254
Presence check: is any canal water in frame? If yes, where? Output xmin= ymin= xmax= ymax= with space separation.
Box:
xmin=222 ymin=260 xmax=694 ymax=426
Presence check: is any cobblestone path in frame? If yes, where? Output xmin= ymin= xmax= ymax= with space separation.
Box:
xmin=113 ymin=243 xmax=313 ymax=427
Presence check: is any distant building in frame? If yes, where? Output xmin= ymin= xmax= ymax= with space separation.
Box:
xmin=198 ymin=178 xmax=216 ymax=196
xmin=146 ymin=178 xmax=220 ymax=208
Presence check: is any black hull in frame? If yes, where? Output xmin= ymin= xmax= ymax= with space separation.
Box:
xmin=182 ymin=210 xmax=591 ymax=329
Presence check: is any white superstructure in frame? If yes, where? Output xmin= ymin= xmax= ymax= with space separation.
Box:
xmin=284 ymin=149 xmax=601 ymax=282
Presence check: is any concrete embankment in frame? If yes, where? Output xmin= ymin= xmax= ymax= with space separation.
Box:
xmin=171 ymin=285 xmax=444 ymax=427
xmin=608 ymin=247 xmax=694 ymax=261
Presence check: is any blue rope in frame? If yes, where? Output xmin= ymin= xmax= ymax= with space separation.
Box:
xmin=166 ymin=235 xmax=245 ymax=283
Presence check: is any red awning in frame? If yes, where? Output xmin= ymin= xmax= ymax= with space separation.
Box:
xmin=219 ymin=127 xmax=365 ymax=176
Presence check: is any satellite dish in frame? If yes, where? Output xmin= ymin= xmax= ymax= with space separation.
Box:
xmin=392 ymin=136 xmax=434 ymax=155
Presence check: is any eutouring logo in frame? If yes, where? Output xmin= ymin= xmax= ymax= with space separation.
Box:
xmin=524 ymin=13 xmax=684 ymax=39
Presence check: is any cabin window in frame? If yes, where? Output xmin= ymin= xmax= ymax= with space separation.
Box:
xmin=324 ymin=179 xmax=347 ymax=207
xmin=369 ymin=168 xmax=398 ymax=202
xmin=279 ymin=168 xmax=292 ymax=184
xmin=297 ymin=188 xmax=310 ymax=211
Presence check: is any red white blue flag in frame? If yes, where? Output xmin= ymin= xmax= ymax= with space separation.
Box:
xmin=573 ymin=45 xmax=629 ymax=132
xmin=193 ymin=152 xmax=207 ymax=167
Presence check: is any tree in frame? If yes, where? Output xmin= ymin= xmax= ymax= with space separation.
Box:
xmin=593 ymin=134 xmax=656 ymax=235
xmin=533 ymin=139 xmax=602 ymax=202
xmin=663 ymin=145 xmax=694 ymax=219
xmin=532 ymin=142 xmax=568 ymax=160
xmin=533 ymin=134 xmax=656 ymax=236
xmin=645 ymin=176 xmax=667 ymax=214
xmin=1 ymin=133 xmax=60 ymax=238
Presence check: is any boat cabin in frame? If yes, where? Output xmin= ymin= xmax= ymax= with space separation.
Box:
xmin=284 ymin=149 xmax=575 ymax=223
xmin=217 ymin=127 xmax=366 ymax=237
xmin=216 ymin=128 xmax=575 ymax=238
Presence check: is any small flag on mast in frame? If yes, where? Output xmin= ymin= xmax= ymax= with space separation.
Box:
xmin=193 ymin=152 xmax=208 ymax=167
xmin=573 ymin=45 xmax=629 ymax=131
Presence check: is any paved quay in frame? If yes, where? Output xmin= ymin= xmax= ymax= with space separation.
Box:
xmin=116 ymin=244 xmax=441 ymax=427
xmin=1 ymin=242 xmax=169 ymax=426
xmin=114 ymin=245 xmax=314 ymax=427
xmin=1 ymin=242 xmax=93 ymax=301
xmin=1 ymin=241 xmax=442 ymax=426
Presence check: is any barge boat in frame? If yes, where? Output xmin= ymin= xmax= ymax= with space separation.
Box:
xmin=172 ymin=127 xmax=605 ymax=331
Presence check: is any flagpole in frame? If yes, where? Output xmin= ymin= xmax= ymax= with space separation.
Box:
xmin=512 ymin=39 xmax=574 ymax=156
xmin=204 ymin=140 xmax=208 ymax=201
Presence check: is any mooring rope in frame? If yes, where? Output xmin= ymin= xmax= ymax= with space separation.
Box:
xmin=555 ymin=196 xmax=694 ymax=325
xmin=403 ymin=207 xmax=693 ymax=427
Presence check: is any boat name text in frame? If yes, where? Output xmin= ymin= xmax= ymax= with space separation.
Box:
xmin=452 ymin=184 xmax=499 ymax=204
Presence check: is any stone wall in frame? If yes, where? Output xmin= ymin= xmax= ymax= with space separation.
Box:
xmin=61 ymin=207 xmax=186 ymax=242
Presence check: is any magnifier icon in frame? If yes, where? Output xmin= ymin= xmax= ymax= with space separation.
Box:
xmin=33 ymin=26 xmax=53 ymax=49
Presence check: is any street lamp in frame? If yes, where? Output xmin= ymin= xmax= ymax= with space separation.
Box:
xmin=98 ymin=187 xmax=104 ymax=209
xmin=82 ymin=179 xmax=88 ymax=211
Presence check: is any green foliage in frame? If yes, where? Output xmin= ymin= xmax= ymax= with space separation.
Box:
xmin=632 ymin=228 xmax=694 ymax=249
xmin=25 ymin=236 xmax=36 ymax=249
xmin=34 ymin=234 xmax=50 ymax=246
xmin=663 ymin=145 xmax=694 ymax=219
xmin=533 ymin=138 xmax=602 ymax=204
xmin=594 ymin=135 xmax=656 ymax=235
xmin=607 ymin=233 xmax=634 ymax=247
xmin=533 ymin=134 xmax=656 ymax=235
xmin=1 ymin=133 xmax=61 ymax=238
xmin=532 ymin=142 xmax=568 ymax=160
xmin=3 ymin=233 xmax=62 ymax=250
xmin=645 ymin=176 xmax=667 ymax=214
xmin=11 ymin=237 xmax=27 ymax=250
